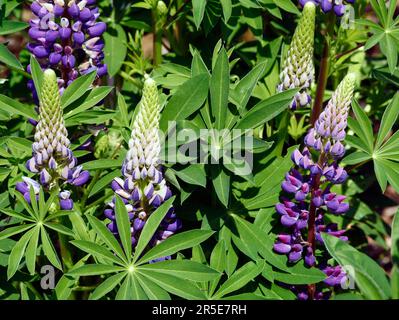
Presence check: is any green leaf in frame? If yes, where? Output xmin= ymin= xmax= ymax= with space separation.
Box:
xmin=173 ymin=164 xmax=206 ymax=187
xmin=273 ymin=261 xmax=326 ymax=285
xmin=0 ymin=20 xmax=28 ymax=35
xmin=129 ymin=275 xmax=148 ymax=300
xmin=220 ymin=0 xmax=232 ymax=22
xmin=61 ymin=71 xmax=97 ymax=108
xmin=138 ymin=270 xmax=206 ymax=300
xmin=104 ymin=24 xmax=127 ymax=76
xmin=192 ymin=0 xmax=207 ymax=29
xmin=391 ymin=265 xmax=399 ymax=299
xmin=0 ymin=43 xmax=23 ymax=70
xmin=68 ymin=264 xmax=125 ymax=276
xmin=86 ymin=215 xmax=127 ymax=263
xmin=342 ymin=151 xmax=371 ymax=166
xmin=64 ymin=86 xmax=113 ymax=119
xmin=44 ymin=223 xmax=75 ymax=237
xmin=376 ymin=93 xmax=399 ymax=149
xmin=138 ymin=260 xmax=220 ymax=282
xmin=30 ymin=56 xmax=43 ymax=102
xmin=232 ymin=214 xmax=289 ymax=271
xmin=235 ymin=89 xmax=297 ymax=130
xmin=211 ymin=166 xmax=230 ymax=207
xmin=89 ymin=170 xmax=120 ymax=198
xmin=230 ymin=61 xmax=267 ymax=111
xmin=210 ymin=47 xmax=229 ymax=129
xmin=25 ymin=226 xmax=40 ymax=275
xmin=135 ymin=274 xmax=171 ymax=300
xmin=41 ymin=227 xmax=62 ymax=270
xmin=115 ymin=274 xmax=132 ymax=300
xmin=0 ymin=224 xmax=34 ymax=241
xmin=83 ymin=159 xmax=122 ymax=170
xmin=70 ymin=240 xmax=124 ymax=266
xmin=160 ymin=74 xmax=209 ymax=131
xmin=0 ymin=95 xmax=37 ymax=119
xmin=133 ymin=196 xmax=175 ymax=262
xmin=7 ymin=228 xmax=35 ymax=280
xmin=90 ymin=272 xmax=127 ymax=300
xmin=115 ymin=196 xmax=132 ymax=258
xmin=352 ymin=100 xmax=374 ymax=152
xmin=209 ymin=240 xmax=226 ymax=296
xmin=322 ymin=233 xmax=391 ymax=300
xmin=117 ymin=92 xmax=130 ymax=128
xmin=273 ymin=0 xmax=300 ymax=14
xmin=191 ymin=50 xmax=209 ymax=77
xmin=391 ymin=209 xmax=399 ymax=265
xmin=137 ymin=229 xmax=214 ymax=264
xmin=213 ymin=261 xmax=264 ymax=299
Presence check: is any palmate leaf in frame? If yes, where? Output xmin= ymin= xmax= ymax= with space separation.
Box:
xmin=90 ymin=272 xmax=127 ymax=300
xmin=322 ymin=233 xmax=391 ymax=300
xmin=345 ymin=95 xmax=399 ymax=192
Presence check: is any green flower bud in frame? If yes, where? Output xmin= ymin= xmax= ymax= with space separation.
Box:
xmin=277 ymin=2 xmax=316 ymax=109
xmin=123 ymin=76 xmax=161 ymax=178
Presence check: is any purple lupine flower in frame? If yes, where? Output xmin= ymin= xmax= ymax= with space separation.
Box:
xmin=273 ymin=74 xmax=356 ymax=299
xmin=27 ymin=0 xmax=107 ymax=102
xmin=300 ymin=0 xmax=355 ymax=17
xmin=16 ymin=69 xmax=89 ymax=211
xmin=104 ymin=76 xmax=181 ymax=252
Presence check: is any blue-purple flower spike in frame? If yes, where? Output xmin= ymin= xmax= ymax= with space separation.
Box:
xmin=16 ymin=69 xmax=90 ymax=210
xmin=299 ymin=0 xmax=355 ymax=17
xmin=273 ymin=73 xmax=356 ymax=299
xmin=105 ymin=76 xmax=181 ymax=255
xmin=27 ymin=0 xmax=107 ymax=101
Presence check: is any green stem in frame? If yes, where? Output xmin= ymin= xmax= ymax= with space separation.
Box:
xmin=310 ymin=13 xmax=335 ymax=126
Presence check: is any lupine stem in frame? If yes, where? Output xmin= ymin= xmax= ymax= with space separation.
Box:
xmin=310 ymin=13 xmax=335 ymax=125
xmin=310 ymin=41 xmax=329 ymax=126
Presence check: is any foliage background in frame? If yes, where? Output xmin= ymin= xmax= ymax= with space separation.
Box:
xmin=0 ymin=0 xmax=398 ymax=300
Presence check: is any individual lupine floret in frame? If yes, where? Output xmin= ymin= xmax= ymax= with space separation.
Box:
xmin=277 ymin=2 xmax=316 ymax=109
xmin=104 ymin=76 xmax=181 ymax=252
xmin=16 ymin=69 xmax=90 ymax=210
xmin=27 ymin=0 xmax=107 ymax=102
xmin=273 ymin=73 xmax=356 ymax=299
xmin=299 ymin=0 xmax=355 ymax=17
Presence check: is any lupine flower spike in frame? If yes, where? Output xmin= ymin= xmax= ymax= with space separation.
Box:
xmin=16 ymin=69 xmax=90 ymax=210
xmin=277 ymin=1 xmax=316 ymax=110
xmin=274 ymin=73 xmax=356 ymax=299
xmin=299 ymin=0 xmax=355 ymax=17
xmin=105 ymin=76 xmax=182 ymax=257
xmin=27 ymin=0 xmax=107 ymax=103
